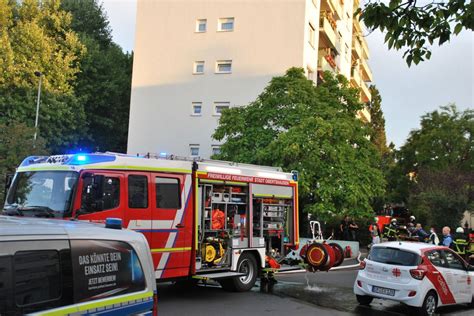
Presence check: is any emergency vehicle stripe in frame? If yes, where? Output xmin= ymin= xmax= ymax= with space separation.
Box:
xmin=421 ymin=262 xmax=456 ymax=305
xmin=155 ymin=174 xmax=192 ymax=278
xmin=151 ymin=247 xmax=192 ymax=253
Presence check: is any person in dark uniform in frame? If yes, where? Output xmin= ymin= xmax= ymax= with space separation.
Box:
xmin=340 ymin=216 xmax=350 ymax=241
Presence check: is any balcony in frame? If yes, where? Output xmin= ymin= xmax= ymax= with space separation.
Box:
xmin=352 ymin=36 xmax=363 ymax=60
xmin=360 ymin=80 xmax=371 ymax=103
xmin=360 ymin=58 xmax=373 ymax=82
xmin=321 ymin=0 xmax=343 ymax=20
xmin=318 ymin=49 xmax=337 ymax=72
xmin=319 ymin=12 xmax=338 ymax=51
xmin=357 ymin=107 xmax=371 ymax=123
xmin=359 ymin=35 xmax=370 ymax=59
xmin=350 ymin=66 xmax=361 ymax=87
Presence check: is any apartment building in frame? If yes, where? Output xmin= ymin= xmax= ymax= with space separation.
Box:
xmin=128 ymin=0 xmax=373 ymax=158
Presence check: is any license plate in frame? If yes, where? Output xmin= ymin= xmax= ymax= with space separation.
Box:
xmin=372 ymin=286 xmax=395 ymax=296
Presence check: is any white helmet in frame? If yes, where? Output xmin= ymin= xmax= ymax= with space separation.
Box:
xmin=456 ymin=227 xmax=464 ymax=234
xmin=410 ymin=215 xmax=416 ymax=221
xmin=391 ymin=218 xmax=397 ymax=223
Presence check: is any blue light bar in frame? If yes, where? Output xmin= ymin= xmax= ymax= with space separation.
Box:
xmin=69 ymin=154 xmax=116 ymax=165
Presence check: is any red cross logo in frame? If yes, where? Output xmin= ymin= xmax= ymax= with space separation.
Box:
xmin=468 ymin=276 xmax=471 ymax=285
xmin=392 ymin=268 xmax=401 ymax=278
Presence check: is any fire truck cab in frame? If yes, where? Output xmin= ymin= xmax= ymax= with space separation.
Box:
xmin=3 ymin=153 xmax=299 ymax=291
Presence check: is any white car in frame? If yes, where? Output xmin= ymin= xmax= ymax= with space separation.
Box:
xmin=354 ymin=241 xmax=474 ymax=315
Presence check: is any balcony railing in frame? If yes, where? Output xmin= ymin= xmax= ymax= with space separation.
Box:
xmin=360 ymin=80 xmax=371 ymax=103
xmin=319 ymin=12 xmax=338 ymax=50
xmin=352 ymin=36 xmax=363 ymax=60
xmin=318 ymin=49 xmax=337 ymax=72
xmin=350 ymin=66 xmax=361 ymax=87
xmin=357 ymin=107 xmax=371 ymax=123
xmin=360 ymin=58 xmax=373 ymax=82
xmin=321 ymin=0 xmax=343 ymax=20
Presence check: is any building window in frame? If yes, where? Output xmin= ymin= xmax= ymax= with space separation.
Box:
xmin=190 ymin=145 xmax=200 ymax=156
xmin=218 ymin=17 xmax=234 ymax=31
xmin=215 ymin=60 xmax=232 ymax=73
xmin=196 ymin=19 xmax=207 ymax=32
xmin=192 ymin=102 xmax=202 ymax=116
xmin=194 ymin=61 xmax=204 ymax=74
xmin=214 ymin=102 xmax=230 ymax=116
xmin=308 ymin=23 xmax=315 ymax=48
xmin=212 ymin=146 xmax=221 ymax=156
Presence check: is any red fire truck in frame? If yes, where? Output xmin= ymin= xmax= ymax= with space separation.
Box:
xmin=4 ymin=153 xmax=345 ymax=290
xmin=3 ymin=153 xmax=301 ymax=291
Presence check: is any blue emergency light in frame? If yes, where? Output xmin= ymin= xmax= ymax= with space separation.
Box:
xmin=105 ymin=218 xmax=122 ymax=230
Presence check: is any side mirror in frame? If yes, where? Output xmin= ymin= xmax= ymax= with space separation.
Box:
xmin=467 ymin=264 xmax=474 ymax=272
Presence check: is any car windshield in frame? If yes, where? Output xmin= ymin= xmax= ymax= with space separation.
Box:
xmin=369 ymin=247 xmax=421 ymax=266
xmin=5 ymin=171 xmax=78 ymax=218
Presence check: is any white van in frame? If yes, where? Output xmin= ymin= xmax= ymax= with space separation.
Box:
xmin=0 ymin=216 xmax=157 ymax=315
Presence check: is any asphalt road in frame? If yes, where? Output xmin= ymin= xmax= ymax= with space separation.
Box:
xmin=156 ymin=281 xmax=349 ymax=316
xmin=157 ymin=266 xmax=473 ymax=316
xmin=274 ymin=266 xmax=474 ymax=315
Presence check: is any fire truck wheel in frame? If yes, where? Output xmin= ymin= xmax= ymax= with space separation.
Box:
xmin=356 ymin=294 xmax=373 ymax=306
xmin=219 ymin=252 xmax=258 ymax=292
xmin=329 ymin=243 xmax=344 ymax=267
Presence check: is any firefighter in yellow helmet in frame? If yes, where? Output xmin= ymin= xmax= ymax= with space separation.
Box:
xmin=383 ymin=218 xmax=399 ymax=241
xmin=452 ymin=227 xmax=469 ymax=258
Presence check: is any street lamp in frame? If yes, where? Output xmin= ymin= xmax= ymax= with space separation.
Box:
xmin=33 ymin=71 xmax=42 ymax=145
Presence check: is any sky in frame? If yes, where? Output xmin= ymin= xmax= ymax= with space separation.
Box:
xmin=101 ymin=0 xmax=473 ymax=148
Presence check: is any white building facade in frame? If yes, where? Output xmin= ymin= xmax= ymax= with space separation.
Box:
xmin=128 ymin=0 xmax=373 ymax=158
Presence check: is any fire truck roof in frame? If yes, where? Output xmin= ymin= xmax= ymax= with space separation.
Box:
xmin=17 ymin=152 xmax=296 ymax=182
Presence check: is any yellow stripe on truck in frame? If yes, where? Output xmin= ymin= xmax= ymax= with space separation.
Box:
xmin=151 ymin=247 xmax=192 ymax=253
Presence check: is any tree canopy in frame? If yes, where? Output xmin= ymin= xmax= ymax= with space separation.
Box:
xmin=359 ymin=0 xmax=474 ymax=66
xmin=0 ymin=0 xmax=87 ymax=153
xmin=397 ymin=105 xmax=473 ymax=228
xmin=214 ymin=68 xmax=385 ymax=219
xmin=62 ymin=0 xmax=133 ymax=152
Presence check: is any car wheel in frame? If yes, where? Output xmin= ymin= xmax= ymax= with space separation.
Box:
xmin=356 ymin=294 xmax=373 ymax=306
xmin=418 ymin=291 xmax=437 ymax=316
xmin=219 ymin=252 xmax=258 ymax=292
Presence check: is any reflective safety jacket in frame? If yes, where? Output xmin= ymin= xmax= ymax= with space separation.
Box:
xmin=452 ymin=234 xmax=469 ymax=255
xmin=383 ymin=224 xmax=398 ymax=240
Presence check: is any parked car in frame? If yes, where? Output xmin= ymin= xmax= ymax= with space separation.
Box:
xmin=0 ymin=216 xmax=157 ymax=315
xmin=354 ymin=241 xmax=474 ymax=315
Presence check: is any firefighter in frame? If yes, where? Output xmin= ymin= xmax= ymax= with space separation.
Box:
xmin=383 ymin=218 xmax=398 ymax=241
xmin=452 ymin=227 xmax=469 ymax=257
xmin=407 ymin=216 xmax=416 ymax=237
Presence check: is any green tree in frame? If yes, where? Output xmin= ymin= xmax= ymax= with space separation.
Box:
xmin=367 ymin=85 xmax=388 ymax=156
xmin=62 ymin=0 xmax=133 ymax=152
xmin=398 ymin=105 xmax=473 ymax=228
xmin=214 ymin=68 xmax=385 ymax=220
xmin=366 ymin=85 xmax=397 ymax=211
xmin=0 ymin=120 xmax=48 ymax=203
xmin=358 ymin=0 xmax=474 ymax=65
xmin=0 ymin=0 xmax=87 ymax=152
